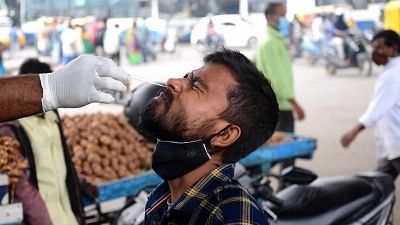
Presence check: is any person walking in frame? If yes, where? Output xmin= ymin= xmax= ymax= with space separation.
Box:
xmin=341 ymin=30 xmax=400 ymax=180
xmin=255 ymin=3 xmax=305 ymax=180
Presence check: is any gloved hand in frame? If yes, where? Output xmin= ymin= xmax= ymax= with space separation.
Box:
xmin=39 ymin=55 xmax=128 ymax=111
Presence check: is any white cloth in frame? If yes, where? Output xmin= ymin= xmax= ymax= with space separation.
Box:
xmin=103 ymin=27 xmax=120 ymax=55
xmin=60 ymin=27 xmax=83 ymax=56
xmin=311 ymin=16 xmax=323 ymax=42
xmin=359 ymin=56 xmax=400 ymax=160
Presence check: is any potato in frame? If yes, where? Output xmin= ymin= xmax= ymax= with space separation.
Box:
xmin=63 ymin=113 xmax=154 ymax=184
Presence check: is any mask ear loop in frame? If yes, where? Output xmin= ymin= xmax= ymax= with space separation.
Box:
xmin=204 ymin=124 xmax=232 ymax=148
xmin=203 ymin=124 xmax=233 ymax=167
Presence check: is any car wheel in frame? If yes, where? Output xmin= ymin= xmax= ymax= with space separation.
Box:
xmin=247 ymin=37 xmax=258 ymax=48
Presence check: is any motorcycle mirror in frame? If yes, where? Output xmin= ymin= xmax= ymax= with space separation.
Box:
xmin=281 ymin=166 xmax=317 ymax=185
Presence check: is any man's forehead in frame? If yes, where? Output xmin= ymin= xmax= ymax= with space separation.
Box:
xmin=192 ymin=64 xmax=234 ymax=79
xmin=372 ymin=38 xmax=384 ymax=47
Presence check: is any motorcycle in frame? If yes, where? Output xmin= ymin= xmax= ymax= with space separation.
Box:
xmin=242 ymin=165 xmax=395 ymax=225
xmin=196 ymin=33 xmax=225 ymax=55
xmin=323 ymin=29 xmax=373 ymax=76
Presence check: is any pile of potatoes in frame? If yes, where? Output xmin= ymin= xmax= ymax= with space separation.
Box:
xmin=62 ymin=113 xmax=154 ymax=185
xmin=0 ymin=136 xmax=28 ymax=185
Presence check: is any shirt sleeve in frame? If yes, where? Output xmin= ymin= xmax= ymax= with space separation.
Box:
xmin=15 ymin=173 xmax=54 ymax=225
xmin=359 ymin=72 xmax=400 ymax=128
xmin=217 ymin=188 xmax=270 ymax=225
xmin=255 ymin=41 xmax=294 ymax=102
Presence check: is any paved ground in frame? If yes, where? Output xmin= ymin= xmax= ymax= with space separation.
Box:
xmin=6 ymin=45 xmax=399 ymax=223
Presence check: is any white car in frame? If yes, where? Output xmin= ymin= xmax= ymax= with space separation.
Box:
xmin=190 ymin=14 xmax=265 ymax=49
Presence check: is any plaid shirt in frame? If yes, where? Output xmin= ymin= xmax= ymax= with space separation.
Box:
xmin=144 ymin=164 xmax=270 ymax=225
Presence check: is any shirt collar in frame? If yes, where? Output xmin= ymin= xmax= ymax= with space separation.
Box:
xmin=145 ymin=164 xmax=235 ymax=217
xmin=266 ymin=26 xmax=284 ymax=40
xmin=385 ymin=56 xmax=400 ymax=69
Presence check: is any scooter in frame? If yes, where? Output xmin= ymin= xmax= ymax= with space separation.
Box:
xmin=324 ymin=29 xmax=373 ymax=76
xmin=239 ymin=165 xmax=396 ymax=225
xmin=196 ymin=33 xmax=225 ymax=55
xmin=300 ymin=36 xmax=323 ymax=65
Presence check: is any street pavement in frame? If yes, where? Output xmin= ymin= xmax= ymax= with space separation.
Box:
xmin=6 ymin=45 xmax=399 ymax=223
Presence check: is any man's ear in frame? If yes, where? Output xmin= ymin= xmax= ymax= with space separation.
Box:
xmin=210 ymin=124 xmax=241 ymax=149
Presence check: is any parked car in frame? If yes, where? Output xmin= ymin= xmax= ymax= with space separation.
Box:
xmin=190 ymin=14 xmax=265 ymax=49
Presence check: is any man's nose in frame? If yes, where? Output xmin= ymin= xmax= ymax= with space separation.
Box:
xmin=166 ymin=78 xmax=188 ymax=94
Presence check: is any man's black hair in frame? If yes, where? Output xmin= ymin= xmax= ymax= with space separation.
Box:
xmin=373 ymin=30 xmax=400 ymax=53
xmin=19 ymin=58 xmax=52 ymax=74
xmin=204 ymin=49 xmax=279 ymax=163
xmin=264 ymin=2 xmax=283 ymax=17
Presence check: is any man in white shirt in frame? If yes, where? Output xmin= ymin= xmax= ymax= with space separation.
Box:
xmin=341 ymin=30 xmax=400 ymax=180
xmin=61 ymin=22 xmax=83 ymax=64
xmin=103 ymin=24 xmax=121 ymax=65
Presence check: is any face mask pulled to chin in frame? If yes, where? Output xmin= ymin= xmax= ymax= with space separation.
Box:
xmin=151 ymin=139 xmax=211 ymax=180
xmin=151 ymin=124 xmax=232 ymax=180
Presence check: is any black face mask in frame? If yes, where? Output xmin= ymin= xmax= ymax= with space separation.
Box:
xmin=151 ymin=125 xmax=231 ymax=180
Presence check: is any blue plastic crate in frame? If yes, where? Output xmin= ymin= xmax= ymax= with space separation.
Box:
xmin=83 ymin=171 xmax=161 ymax=206
xmin=239 ymin=137 xmax=317 ymax=172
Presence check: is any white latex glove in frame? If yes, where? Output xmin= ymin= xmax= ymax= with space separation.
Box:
xmin=39 ymin=55 xmax=128 ymax=111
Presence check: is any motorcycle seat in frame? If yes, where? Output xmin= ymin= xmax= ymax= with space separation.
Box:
xmin=270 ymin=175 xmax=376 ymax=217
xmin=270 ymin=173 xmax=395 ymax=225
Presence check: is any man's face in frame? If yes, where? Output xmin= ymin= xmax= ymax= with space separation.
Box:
xmin=267 ymin=5 xmax=286 ymax=29
xmin=139 ymin=63 xmax=238 ymax=141
xmin=372 ymin=37 xmax=397 ymax=66
xmin=276 ymin=5 xmax=287 ymax=17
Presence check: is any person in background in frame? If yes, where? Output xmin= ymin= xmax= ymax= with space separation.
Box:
xmin=141 ymin=49 xmax=278 ymax=225
xmin=36 ymin=18 xmax=51 ymax=57
xmin=94 ymin=18 xmax=107 ymax=56
xmin=103 ymin=23 xmax=121 ymax=65
xmin=0 ymin=42 xmax=6 ymax=76
xmin=331 ymin=9 xmax=350 ymax=63
xmin=289 ymin=14 xmax=305 ymax=58
xmin=311 ymin=14 xmax=324 ymax=46
xmin=255 ymin=3 xmax=305 ymax=180
xmin=9 ymin=21 xmax=20 ymax=58
xmin=82 ymin=25 xmax=96 ymax=54
xmin=125 ymin=19 xmax=142 ymax=64
xmin=0 ymin=59 xmax=99 ymax=225
xmin=60 ymin=21 xmax=83 ymax=64
xmin=341 ymin=30 xmax=400 ymax=180
xmin=136 ymin=18 xmax=152 ymax=63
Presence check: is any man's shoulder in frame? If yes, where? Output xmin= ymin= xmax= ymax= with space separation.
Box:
xmin=211 ymin=180 xmax=256 ymax=202
xmin=207 ymin=180 xmax=269 ymax=224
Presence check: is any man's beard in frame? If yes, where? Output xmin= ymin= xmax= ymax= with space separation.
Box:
xmin=138 ymin=89 xmax=190 ymax=142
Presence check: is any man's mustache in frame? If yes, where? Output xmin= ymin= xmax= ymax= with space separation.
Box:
xmin=158 ymin=87 xmax=173 ymax=107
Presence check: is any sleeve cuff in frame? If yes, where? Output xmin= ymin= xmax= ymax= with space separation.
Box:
xmin=358 ymin=115 xmax=373 ymax=128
